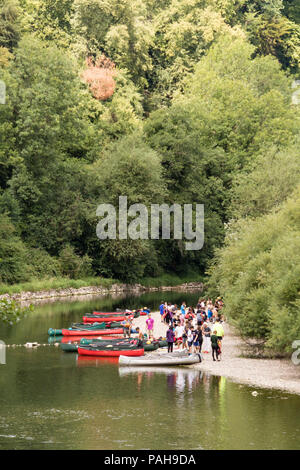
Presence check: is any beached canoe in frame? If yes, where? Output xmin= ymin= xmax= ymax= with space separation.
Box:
xmin=80 ymin=337 xmax=135 ymax=346
xmin=48 ymin=321 xmax=124 ymax=336
xmin=92 ymin=311 xmax=129 ymax=315
xmin=119 ymin=351 xmax=202 ymax=366
xmin=157 ymin=338 xmax=168 ymax=348
xmin=79 ymin=337 xmax=158 ymax=351
xmin=143 ymin=340 xmax=159 ymax=351
xmin=62 ymin=327 xmax=124 ymax=336
xmin=83 ymin=314 xmax=132 ymax=323
xmin=78 ymin=342 xmax=144 ymax=357
xmin=60 ymin=335 xmax=128 ymax=352
xmin=60 ymin=342 xmax=79 ymax=352
xmin=93 ymin=310 xmax=140 ymax=318
xmin=48 ymin=322 xmax=106 ymax=336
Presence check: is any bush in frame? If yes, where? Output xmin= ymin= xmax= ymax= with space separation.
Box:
xmin=58 ymin=244 xmax=93 ymax=279
xmin=24 ymin=247 xmax=62 ymax=279
xmin=208 ymin=186 xmax=300 ymax=352
xmin=0 ymin=298 xmax=33 ymax=324
xmin=0 ymin=214 xmax=29 ymax=284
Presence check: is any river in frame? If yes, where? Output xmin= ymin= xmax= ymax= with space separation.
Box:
xmin=0 ymin=290 xmax=299 ymax=450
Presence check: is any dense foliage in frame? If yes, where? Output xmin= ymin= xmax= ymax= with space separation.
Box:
xmin=0 ymin=0 xmax=299 ymax=347
xmin=0 ymin=298 xmax=33 ymax=324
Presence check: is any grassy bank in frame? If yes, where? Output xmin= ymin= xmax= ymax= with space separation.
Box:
xmin=0 ymin=272 xmax=204 ymax=296
xmin=139 ymin=272 xmax=205 ymax=288
xmin=0 ymin=276 xmax=119 ymax=296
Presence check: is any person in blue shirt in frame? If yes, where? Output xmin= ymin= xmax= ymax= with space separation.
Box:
xmin=207 ymin=308 xmax=213 ymax=321
xmin=159 ymin=302 xmax=165 ymax=322
xmin=180 ymin=302 xmax=186 ymax=316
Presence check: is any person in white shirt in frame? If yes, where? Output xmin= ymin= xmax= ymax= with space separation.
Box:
xmin=175 ymin=324 xmax=184 ymax=348
xmin=187 ymin=327 xmax=194 ymax=353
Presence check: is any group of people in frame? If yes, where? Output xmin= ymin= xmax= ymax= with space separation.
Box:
xmin=160 ymin=298 xmax=225 ymax=361
xmin=121 ymin=297 xmax=225 ymax=362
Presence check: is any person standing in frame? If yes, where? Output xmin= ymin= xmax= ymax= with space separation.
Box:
xmin=214 ymin=318 xmax=224 ymax=357
xmin=159 ymin=301 xmax=165 ymax=323
xmin=196 ymin=310 xmax=203 ymax=327
xmin=175 ymin=322 xmax=184 ymax=348
xmin=187 ymin=326 xmax=194 ymax=354
xmin=166 ymin=325 xmax=175 ymax=353
xmin=202 ymin=323 xmax=211 ymax=353
xmin=182 ymin=323 xmax=188 ymax=350
xmin=146 ymin=314 xmax=154 ymax=339
xmin=194 ymin=326 xmax=203 ymax=353
xmin=214 ymin=318 xmax=225 ymax=342
xmin=122 ymin=318 xmax=132 ymax=338
xmin=211 ymin=330 xmax=220 ymax=361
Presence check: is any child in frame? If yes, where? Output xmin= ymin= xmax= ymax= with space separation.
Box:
xmin=187 ymin=326 xmax=194 ymax=354
xmin=166 ymin=325 xmax=175 ymax=353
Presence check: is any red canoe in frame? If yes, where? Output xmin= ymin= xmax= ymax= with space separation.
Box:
xmin=77 ymin=347 xmax=144 ymax=357
xmin=61 ymin=328 xmax=124 ymax=336
xmin=83 ymin=315 xmax=130 ymax=323
xmin=93 ymin=311 xmax=131 ymax=315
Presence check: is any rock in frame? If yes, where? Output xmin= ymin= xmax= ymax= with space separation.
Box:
xmin=25 ymin=342 xmax=39 ymax=348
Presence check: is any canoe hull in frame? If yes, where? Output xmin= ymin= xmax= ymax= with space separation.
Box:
xmin=61 ymin=328 xmax=124 ymax=336
xmin=83 ymin=315 xmax=130 ymax=323
xmin=60 ymin=343 xmax=78 ymax=353
xmin=78 ymin=347 xmax=144 ymax=357
xmin=119 ymin=352 xmax=202 ymax=366
xmin=93 ymin=311 xmax=129 ymax=315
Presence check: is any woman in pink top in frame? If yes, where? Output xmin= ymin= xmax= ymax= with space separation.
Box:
xmin=146 ymin=314 xmax=154 ymax=338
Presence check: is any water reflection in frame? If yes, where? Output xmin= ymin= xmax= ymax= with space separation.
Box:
xmin=76 ymin=355 xmax=119 ymax=367
xmin=119 ymin=366 xmax=213 ymax=394
xmin=1 ymin=290 xmax=300 ymax=450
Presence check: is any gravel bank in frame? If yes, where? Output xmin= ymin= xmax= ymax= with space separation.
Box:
xmin=133 ymin=311 xmax=300 ymax=395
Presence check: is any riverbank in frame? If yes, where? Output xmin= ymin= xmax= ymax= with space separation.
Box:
xmin=0 ymin=279 xmax=204 ymax=302
xmin=134 ymin=311 xmax=300 ymax=396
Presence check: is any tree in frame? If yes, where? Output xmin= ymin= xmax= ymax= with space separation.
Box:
xmin=90 ymin=133 xmax=165 ymax=281
xmin=229 ymin=141 xmax=300 ymax=219
xmin=148 ymin=0 xmax=244 ymax=108
xmin=245 ymin=13 xmax=300 ymax=72
xmin=82 ymin=55 xmax=116 ymax=101
xmin=283 ymin=0 xmax=300 ymax=25
xmin=0 ymin=213 xmax=28 ymax=284
xmin=207 ymin=187 xmax=300 ymax=352
xmin=0 ymin=298 xmax=33 ymax=324
xmin=0 ymin=37 xmax=101 ymax=255
xmin=72 ymin=0 xmax=154 ymax=87
xmin=20 ymin=0 xmax=74 ymax=48
xmin=0 ymin=0 xmax=20 ymax=50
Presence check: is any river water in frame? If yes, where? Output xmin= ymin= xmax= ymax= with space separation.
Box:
xmin=0 ymin=290 xmax=299 ymax=450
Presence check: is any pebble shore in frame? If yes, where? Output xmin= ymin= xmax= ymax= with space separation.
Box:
xmin=134 ymin=310 xmax=300 ymax=396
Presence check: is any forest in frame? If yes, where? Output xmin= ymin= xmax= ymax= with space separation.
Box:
xmin=0 ymin=0 xmax=299 ymax=351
